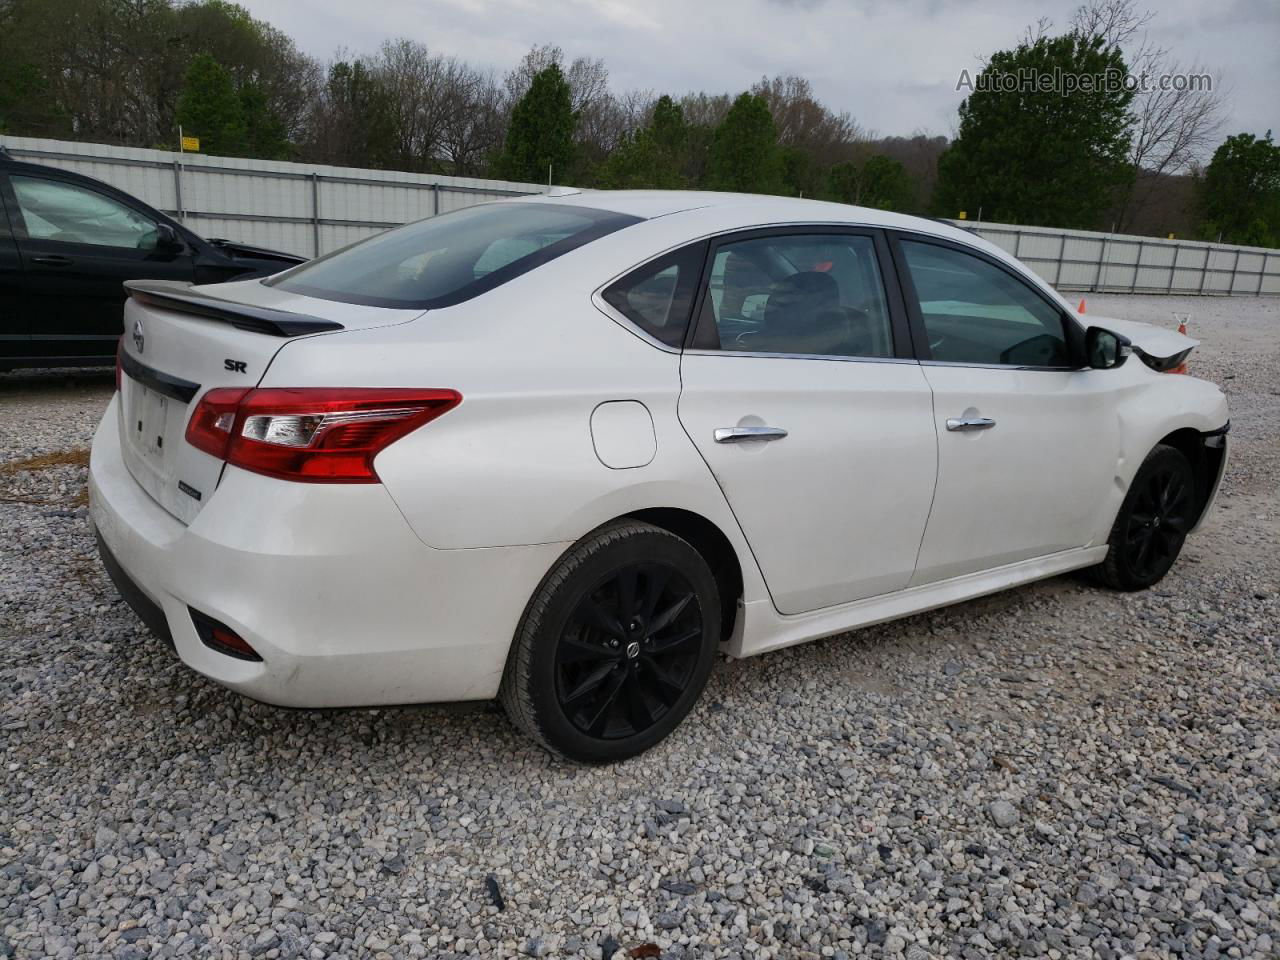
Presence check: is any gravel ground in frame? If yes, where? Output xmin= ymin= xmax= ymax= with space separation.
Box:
xmin=1 ymin=294 xmax=1277 ymax=960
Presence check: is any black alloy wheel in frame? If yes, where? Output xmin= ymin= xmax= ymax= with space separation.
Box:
xmin=1092 ymin=444 xmax=1197 ymax=591
xmin=499 ymin=520 xmax=720 ymax=763
xmin=1122 ymin=460 xmax=1194 ymax=581
xmin=555 ymin=562 xmax=703 ymax=739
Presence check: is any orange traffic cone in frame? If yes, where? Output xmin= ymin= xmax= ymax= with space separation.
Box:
xmin=1177 ymin=318 xmax=1187 ymax=335
xmin=1078 ymin=298 xmax=1086 ymax=313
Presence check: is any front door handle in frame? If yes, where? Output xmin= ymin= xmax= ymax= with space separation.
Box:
xmin=30 ymin=255 xmax=73 ymax=266
xmin=945 ymin=416 xmax=996 ymax=432
xmin=714 ymin=426 xmax=788 ymax=443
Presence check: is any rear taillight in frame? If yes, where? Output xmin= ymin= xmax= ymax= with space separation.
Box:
xmin=185 ymin=387 xmax=460 ymax=483
xmin=185 ymin=387 xmax=251 ymax=460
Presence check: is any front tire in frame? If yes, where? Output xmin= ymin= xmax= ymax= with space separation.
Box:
xmin=499 ymin=520 xmax=720 ymax=763
xmin=1091 ymin=444 xmax=1196 ymax=591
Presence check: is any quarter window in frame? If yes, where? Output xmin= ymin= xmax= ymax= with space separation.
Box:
xmin=900 ymin=240 xmax=1071 ymax=367
xmin=601 ymin=242 xmax=706 ymax=347
xmin=698 ymin=233 xmax=894 ymax=358
xmin=12 ymin=176 xmax=159 ymax=249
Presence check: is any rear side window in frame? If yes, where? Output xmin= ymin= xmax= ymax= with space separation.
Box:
xmin=697 ymin=233 xmax=895 ymax=359
xmin=601 ymin=242 xmax=707 ymax=347
xmin=269 ymin=202 xmax=641 ymax=309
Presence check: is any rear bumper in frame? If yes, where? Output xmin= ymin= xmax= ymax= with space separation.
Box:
xmin=89 ymin=394 xmax=568 ymax=707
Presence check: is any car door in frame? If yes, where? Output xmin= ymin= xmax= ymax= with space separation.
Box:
xmin=7 ymin=172 xmax=195 ymax=360
xmin=0 ymin=175 xmax=25 ymax=362
xmin=676 ymin=228 xmax=938 ymax=615
xmin=892 ymin=233 xmax=1122 ymax=585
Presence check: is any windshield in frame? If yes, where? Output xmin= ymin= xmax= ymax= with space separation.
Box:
xmin=268 ymin=201 xmax=640 ymax=309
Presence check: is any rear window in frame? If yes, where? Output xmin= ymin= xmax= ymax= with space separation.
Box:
xmin=268 ymin=202 xmax=641 ymax=309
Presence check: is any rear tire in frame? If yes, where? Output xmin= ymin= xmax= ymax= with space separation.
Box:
xmin=1090 ymin=444 xmax=1196 ymax=591
xmin=499 ymin=520 xmax=720 ymax=763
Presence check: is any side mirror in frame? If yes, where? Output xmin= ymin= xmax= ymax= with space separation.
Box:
xmin=1085 ymin=326 xmax=1130 ymax=369
xmin=154 ymin=222 xmax=183 ymax=252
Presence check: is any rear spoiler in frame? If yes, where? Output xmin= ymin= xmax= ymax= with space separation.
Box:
xmin=124 ymin=280 xmax=343 ymax=337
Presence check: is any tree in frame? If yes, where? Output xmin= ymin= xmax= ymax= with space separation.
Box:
xmin=597 ymin=95 xmax=688 ymax=189
xmin=492 ymin=63 xmax=575 ymax=184
xmin=1197 ymin=132 xmax=1280 ymax=247
xmin=175 ymin=54 xmax=246 ymax=155
xmin=305 ymin=59 xmax=397 ymax=168
xmin=829 ymin=154 xmax=914 ymax=211
xmin=934 ymin=33 xmax=1134 ymax=228
xmin=752 ymin=75 xmax=863 ymax=166
xmin=238 ymin=82 xmax=289 ymax=159
xmin=704 ymin=92 xmax=783 ymax=194
xmin=1068 ymin=0 xmax=1224 ymax=231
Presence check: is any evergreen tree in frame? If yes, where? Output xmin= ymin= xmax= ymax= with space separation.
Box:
xmin=933 ymin=33 xmax=1134 ymax=228
xmin=597 ymin=95 xmax=688 ymax=188
xmin=829 ymin=154 xmax=914 ymax=212
xmin=175 ymin=54 xmax=245 ymax=155
xmin=1198 ymin=132 xmax=1280 ymax=247
xmin=492 ymin=64 xmax=575 ymax=183
xmin=704 ymin=92 xmax=783 ymax=194
xmin=238 ymin=81 xmax=290 ymax=160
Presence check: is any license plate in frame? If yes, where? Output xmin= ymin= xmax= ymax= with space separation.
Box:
xmin=130 ymin=384 xmax=169 ymax=468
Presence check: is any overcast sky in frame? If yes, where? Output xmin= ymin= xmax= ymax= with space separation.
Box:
xmin=240 ymin=0 xmax=1277 ymax=142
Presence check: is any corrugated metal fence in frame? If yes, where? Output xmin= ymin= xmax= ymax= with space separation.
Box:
xmin=2 ymin=136 xmax=1276 ymax=295
xmin=946 ymin=220 xmax=1279 ymax=296
xmin=0 ymin=136 xmax=545 ymax=258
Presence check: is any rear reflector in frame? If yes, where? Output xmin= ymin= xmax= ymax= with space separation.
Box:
xmin=185 ymin=387 xmax=460 ymax=483
xmin=190 ymin=609 xmax=262 ymax=662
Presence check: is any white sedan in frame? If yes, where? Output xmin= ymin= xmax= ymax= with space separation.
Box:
xmin=89 ymin=191 xmax=1229 ymax=762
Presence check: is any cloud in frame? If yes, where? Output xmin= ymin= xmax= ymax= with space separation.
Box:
xmin=236 ymin=0 xmax=1275 ymax=140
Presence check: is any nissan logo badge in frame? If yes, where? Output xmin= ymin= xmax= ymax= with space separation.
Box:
xmin=132 ymin=320 xmax=144 ymax=353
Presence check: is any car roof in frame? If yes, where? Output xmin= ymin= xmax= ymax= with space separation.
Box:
xmin=512 ymin=188 xmax=981 ymax=245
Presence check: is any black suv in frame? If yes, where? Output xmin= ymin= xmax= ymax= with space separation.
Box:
xmin=0 ymin=147 xmax=306 ymax=370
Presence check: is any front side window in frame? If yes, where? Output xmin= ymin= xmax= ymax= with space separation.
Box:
xmin=698 ymin=233 xmax=894 ymax=358
xmin=900 ymin=239 xmax=1071 ymax=367
xmin=601 ymin=242 xmax=706 ymax=347
xmin=270 ymin=202 xmax=640 ymax=309
xmin=12 ymin=176 xmax=158 ymax=249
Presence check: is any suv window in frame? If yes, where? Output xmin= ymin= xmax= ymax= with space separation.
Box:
xmin=12 ymin=176 xmax=158 ymax=249
xmin=699 ymin=233 xmax=894 ymax=358
xmin=270 ymin=202 xmax=640 ymax=309
xmin=601 ymin=242 xmax=706 ymax=347
xmin=900 ymin=239 xmax=1071 ymax=367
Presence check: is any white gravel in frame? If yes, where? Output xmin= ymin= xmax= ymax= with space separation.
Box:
xmin=1 ymin=295 xmax=1277 ymax=960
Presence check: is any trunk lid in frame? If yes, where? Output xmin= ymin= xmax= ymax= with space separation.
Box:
xmin=116 ymin=278 xmax=422 ymax=524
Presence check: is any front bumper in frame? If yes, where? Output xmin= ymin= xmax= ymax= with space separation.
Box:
xmin=89 ymin=394 xmax=568 ymax=707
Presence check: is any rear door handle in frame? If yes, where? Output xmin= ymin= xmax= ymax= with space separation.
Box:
xmin=30 ymin=255 xmax=73 ymax=266
xmin=714 ymin=426 xmax=788 ymax=443
xmin=945 ymin=417 xmax=996 ymax=432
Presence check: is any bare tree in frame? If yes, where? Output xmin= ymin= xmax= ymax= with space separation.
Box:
xmin=752 ymin=75 xmax=865 ymax=164
xmin=373 ymin=39 xmax=481 ymax=172
xmin=1069 ymin=0 xmax=1226 ymax=228
xmin=438 ymin=68 xmax=506 ymax=176
xmin=503 ymin=44 xmax=609 ymax=116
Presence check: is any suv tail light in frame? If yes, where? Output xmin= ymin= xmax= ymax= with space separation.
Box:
xmin=185 ymin=387 xmax=460 ymax=483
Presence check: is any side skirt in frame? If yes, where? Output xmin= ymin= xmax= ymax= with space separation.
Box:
xmin=728 ymin=545 xmax=1109 ymax=658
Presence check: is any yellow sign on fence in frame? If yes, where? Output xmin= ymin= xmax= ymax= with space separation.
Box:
xmin=180 ymin=136 xmax=200 ymax=152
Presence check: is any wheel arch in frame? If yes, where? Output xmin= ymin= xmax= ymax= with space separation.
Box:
xmin=1154 ymin=425 xmax=1227 ymax=529
xmin=619 ymin=507 xmax=744 ymax=645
